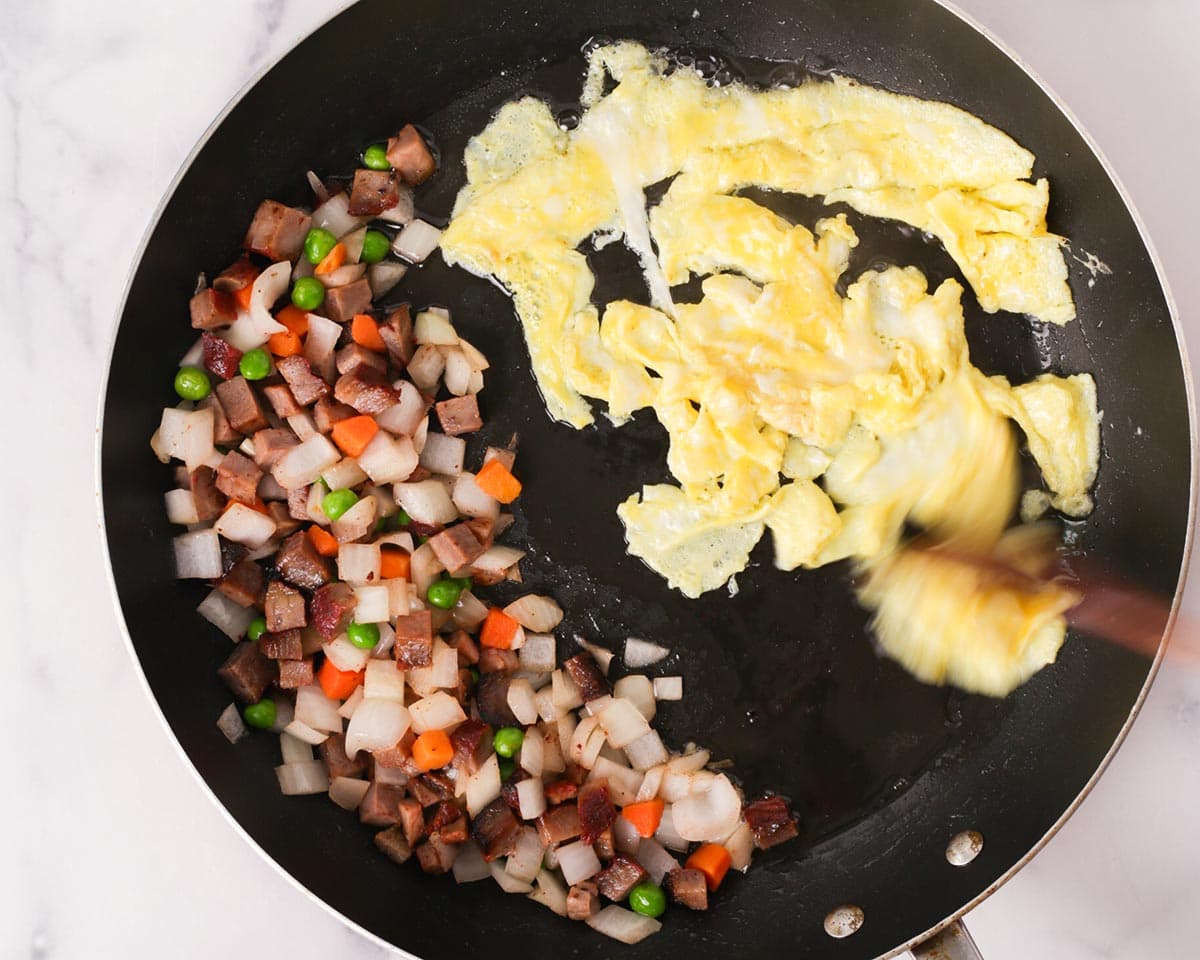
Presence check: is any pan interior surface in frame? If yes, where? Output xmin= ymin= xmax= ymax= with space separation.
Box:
xmin=100 ymin=1 xmax=1191 ymax=958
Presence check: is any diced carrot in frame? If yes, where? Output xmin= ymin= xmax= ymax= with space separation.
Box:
xmin=223 ymin=497 xmax=270 ymax=513
xmin=318 ymin=659 xmax=364 ymax=700
xmin=314 ymin=242 xmax=347 ymax=276
xmin=380 ymin=545 xmax=411 ymax=581
xmin=686 ymin=843 xmax=732 ymax=892
xmin=331 ymin=414 xmax=379 ymax=457
xmin=267 ymin=328 xmax=303 ymax=357
xmin=620 ymin=798 xmax=665 ymax=838
xmin=275 ymin=304 xmax=310 ymax=336
xmin=412 ymin=729 xmax=454 ymax=771
xmin=351 ymin=313 xmax=387 ymax=352
xmin=307 ymin=524 xmax=340 ymax=557
xmin=475 ymin=459 xmax=522 ymax=504
xmin=479 ymin=607 xmax=521 ymax=649
xmin=232 ymin=283 xmax=255 ymax=311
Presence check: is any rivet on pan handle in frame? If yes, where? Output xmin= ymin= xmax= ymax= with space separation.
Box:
xmin=911 ymin=919 xmax=985 ymax=960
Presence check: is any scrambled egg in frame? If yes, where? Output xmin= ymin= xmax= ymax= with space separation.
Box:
xmin=442 ymin=42 xmax=1099 ymax=695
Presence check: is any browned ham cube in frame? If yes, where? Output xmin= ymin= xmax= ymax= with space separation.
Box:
xmin=189 ymin=287 xmax=236 ymax=330
xmin=387 ymin=125 xmax=436 ymax=186
xmin=243 ymin=200 xmax=311 ymax=261
xmin=435 ymin=395 xmax=483 ymax=436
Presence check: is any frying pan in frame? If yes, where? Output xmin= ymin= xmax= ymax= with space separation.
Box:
xmin=98 ymin=0 xmax=1194 ymax=957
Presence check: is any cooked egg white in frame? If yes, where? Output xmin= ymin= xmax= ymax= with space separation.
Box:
xmin=442 ymin=42 xmax=1099 ymax=695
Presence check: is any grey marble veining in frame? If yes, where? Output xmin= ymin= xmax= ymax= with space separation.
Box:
xmin=4 ymin=1 xmax=1197 ymax=957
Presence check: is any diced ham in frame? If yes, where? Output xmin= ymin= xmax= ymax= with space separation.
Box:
xmin=397 ymin=798 xmax=426 ymax=848
xmin=215 ymin=450 xmax=262 ymax=504
xmin=374 ymin=825 xmax=413 ymax=865
xmin=217 ymin=641 xmax=277 ymax=702
xmin=310 ymin=582 xmax=357 ymax=640
xmin=319 ymin=732 xmax=365 ymax=779
xmin=475 ymin=673 xmax=516 ymax=727
xmin=426 ymin=800 xmax=462 ymax=833
xmin=323 ymin=279 xmax=373 ymax=323
xmin=266 ymin=501 xmax=300 ymax=538
xmin=360 ymin=782 xmax=407 ymax=826
xmin=536 ymin=803 xmax=582 ymax=846
xmin=201 ymin=394 xmax=240 ymax=446
xmin=596 ymin=855 xmax=647 ymax=902
xmin=664 ymin=868 xmax=709 ymax=910
xmin=386 ymin=125 xmax=436 ymax=186
xmin=189 ymin=466 xmax=226 ymax=521
xmin=435 ymin=395 xmax=483 ymax=437
xmin=450 ymin=718 xmax=493 ymax=776
xmin=216 ymin=558 xmax=264 ymax=608
xmin=463 ymin=517 xmax=495 ymax=552
xmin=220 ymin=540 xmax=248 ymax=574
xmin=415 ymin=838 xmax=457 ymax=875
xmin=215 ymin=377 xmax=268 ymax=434
xmin=578 ymin=779 xmax=616 ymax=844
xmin=287 ymin=487 xmax=311 ymax=521
xmin=314 ymin=397 xmax=358 ymax=433
xmin=743 ymin=795 xmax=799 ymax=850
xmin=278 ymin=657 xmax=314 ymax=689
xmin=478 ymin=647 xmax=518 ymax=674
xmin=276 ymin=355 xmax=330 ymax=406
xmin=378 ymin=304 xmax=416 ymax=367
xmin=567 ymin=880 xmax=601 ymax=920
xmin=432 ymin=816 xmax=468 ymax=844
xmin=189 ymin=287 xmax=236 ymax=330
xmin=427 ymin=523 xmax=485 ymax=571
xmin=264 ymin=581 xmax=306 ymax=631
xmin=243 ymin=199 xmax=311 ymax=261
xmin=472 ymin=797 xmax=521 ymax=860
xmin=420 ymin=771 xmax=455 ymax=801
xmin=334 ymin=371 xmax=399 ymax=415
xmin=594 ymin=826 xmax=615 ymax=861
xmin=275 ymin=529 xmax=332 ymax=590
xmin=544 ymin=781 xmax=578 ymax=805
xmin=393 ymin=610 xmax=433 ymax=668
xmin=407 ymin=777 xmax=439 ymax=808
xmin=262 ymin=383 xmax=303 ymax=418
xmin=202 ymin=332 xmax=243 ymax=381
xmin=447 ymin=630 xmax=480 ymax=666
xmin=336 ymin=342 xmax=388 ymax=378
xmin=250 ymin=428 xmax=298 ymax=469
xmin=563 ymin=652 xmax=611 ymax=702
xmin=348 ymin=168 xmax=401 ymax=217
xmin=260 ymin=628 xmax=302 ymax=660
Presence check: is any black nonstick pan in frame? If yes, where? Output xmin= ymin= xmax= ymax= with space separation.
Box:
xmin=99 ymin=0 xmax=1194 ymax=957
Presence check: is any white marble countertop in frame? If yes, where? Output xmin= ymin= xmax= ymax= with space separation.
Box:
xmin=6 ymin=0 xmax=1198 ymax=957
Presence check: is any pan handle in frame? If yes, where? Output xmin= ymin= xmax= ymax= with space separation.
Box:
xmin=910 ymin=919 xmax=985 ymax=960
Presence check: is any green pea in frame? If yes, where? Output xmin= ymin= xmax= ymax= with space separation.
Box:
xmin=322 ymin=488 xmax=359 ymax=521
xmin=362 ymin=143 xmax=391 ymax=171
xmin=360 ymin=229 xmax=391 ymax=264
xmin=493 ymin=726 xmax=524 ymax=759
xmin=243 ymin=699 xmax=277 ymax=730
xmin=498 ymin=757 xmax=516 ymax=782
xmin=246 ymin=617 xmax=268 ymax=641
xmin=174 ymin=365 xmax=211 ymax=401
xmin=453 ymin=576 xmax=473 ymax=591
xmin=291 ymin=276 xmax=326 ymax=311
xmin=239 ymin=347 xmax=271 ymax=381
xmin=396 ymin=509 xmax=411 ymax=526
xmin=628 ymin=881 xmax=667 ymax=919
xmin=426 ymin=577 xmax=465 ymax=610
xmin=468 ymin=666 xmax=480 ymax=684
xmin=346 ymin=621 xmax=380 ymax=650
xmin=303 ymin=227 xmax=338 ymax=265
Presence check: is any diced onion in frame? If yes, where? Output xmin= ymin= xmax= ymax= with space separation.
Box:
xmin=368 ymin=260 xmax=409 ymax=299
xmin=406 ymin=344 xmax=445 ymax=392
xmin=587 ymin=905 xmax=662 ymax=944
xmin=345 ymin=698 xmax=410 ymax=758
xmin=490 ymin=860 xmax=534 ymax=894
xmin=466 ymin=754 xmax=501 ymax=817
xmin=654 ymin=803 xmax=690 ymax=852
xmin=179 ymin=336 xmax=204 ymax=367
xmin=216 ymin=703 xmax=247 ymax=744
xmin=419 ymin=431 xmax=466 ymax=476
xmin=313 ymin=190 xmax=368 ymax=237
xmin=551 ymin=669 xmax=583 ymax=713
xmin=528 ymin=868 xmax=568 ymax=916
xmin=353 ymin=584 xmax=390 ymax=624
xmin=519 ymin=727 xmax=545 ymax=777
xmin=519 ymin=634 xmax=557 ymax=674
xmin=471 ymin=545 xmax=525 ymax=577
xmin=376 ymin=186 xmax=415 ymax=226
xmin=506 ymin=680 xmax=538 ymax=726
xmin=633 ymin=837 xmax=679 ymax=884
xmin=452 ymin=840 xmax=491 ymax=883
xmin=273 ymin=434 xmax=340 ymax=490
xmin=295 ymin=684 xmax=343 ymax=732
xmin=304 ymin=313 xmax=342 ymax=382
xmin=624 ymin=637 xmax=670 ymax=668
xmin=394 ymin=479 xmax=459 ymax=525
xmin=430 ymin=639 xmax=459 ymax=689
xmin=287 ymin=412 xmax=318 ymax=441
xmin=227 ymin=260 xmax=289 ymax=351
xmin=534 ymin=686 xmax=561 ymax=723
xmin=175 ymin=529 xmax=223 ymax=580
xmin=557 ymin=840 xmax=602 ymax=886
xmin=320 ymin=261 xmax=367 ymax=289
xmin=451 ymin=589 xmax=489 ymax=630
xmin=442 ymin=348 xmax=472 ymax=396
xmin=667 ymin=748 xmax=711 ymax=776
xmin=377 ymin=380 xmax=426 ymax=437
xmin=409 ymin=691 xmax=467 ymax=734
xmin=337 ymin=543 xmax=382 ymax=585
xmin=361 ymin=659 xmax=403 ymax=702
xmin=164 ymin=488 xmax=199 ymax=525
xmin=653 ymin=676 xmax=683 ymax=701
xmin=393 ymin=220 xmax=442 ymax=263
xmin=280 ymin=731 xmax=315 ymax=765
xmin=503 ymin=595 xmax=564 ymax=633
xmin=323 ymin=634 xmax=371 ymax=673
xmin=541 ymin=730 xmax=567 ymax=774
xmin=409 ymin=542 xmax=444 ymax=598
xmin=613 ymin=675 xmax=656 ymax=722
xmin=372 ymin=620 xmax=396 ymax=658
xmin=625 ymin=730 xmax=670 ymax=772
xmin=457 ymin=337 xmax=490 ymax=372
xmin=214 ymin=502 xmax=277 ymax=548
xmin=505 ymin=826 xmax=546 ymax=884
xmin=589 ymin=757 xmax=644 ymax=806
xmin=724 ymin=820 xmax=755 ymax=872
xmin=670 ymin=772 xmax=742 ymax=843
xmin=283 ymin=719 xmax=328 ymax=745
xmin=270 ymin=698 xmax=294 ymax=733
xmin=635 ymin=764 xmax=665 ymax=801
xmin=197 ymin=588 xmax=256 ymax=640
xmin=338 ymin=685 xmax=365 ymax=719
xmin=414 ymin=308 xmax=458 ymax=345
xmin=451 ymin=472 xmax=499 ymax=520
xmin=275 ymin=760 xmax=329 ymax=796
xmin=329 ymin=776 xmax=371 ymax=811
xmin=156 ymin=406 xmax=215 ymax=471
xmin=357 ymin=431 xmax=419 ymax=484
xmin=613 ymin=814 xmax=641 ymax=856
xmin=323 ymin=457 xmax=367 ymax=491
xmin=575 ymin=637 xmax=615 ymax=675
xmin=597 ymin=698 xmax=652 ymax=749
